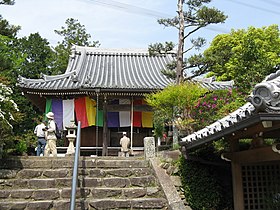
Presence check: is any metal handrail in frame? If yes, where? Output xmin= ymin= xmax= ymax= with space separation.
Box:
xmin=70 ymin=121 xmax=81 ymax=210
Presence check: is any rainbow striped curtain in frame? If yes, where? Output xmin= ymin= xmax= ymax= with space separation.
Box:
xmin=45 ymin=97 xmax=153 ymax=129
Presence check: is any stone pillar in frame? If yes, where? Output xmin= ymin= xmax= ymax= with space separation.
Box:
xmin=144 ymin=137 xmax=155 ymax=159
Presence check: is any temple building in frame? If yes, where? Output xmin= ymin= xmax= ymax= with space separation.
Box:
xmin=180 ymin=70 xmax=280 ymax=210
xmin=18 ymin=45 xmax=233 ymax=156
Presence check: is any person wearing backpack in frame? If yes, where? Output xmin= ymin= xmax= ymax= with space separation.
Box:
xmin=34 ymin=119 xmax=47 ymax=156
xmin=44 ymin=112 xmax=57 ymax=157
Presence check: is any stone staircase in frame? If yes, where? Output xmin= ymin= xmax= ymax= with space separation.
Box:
xmin=0 ymin=156 xmax=169 ymax=210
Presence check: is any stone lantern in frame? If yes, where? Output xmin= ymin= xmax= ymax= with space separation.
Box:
xmin=65 ymin=120 xmax=77 ymax=156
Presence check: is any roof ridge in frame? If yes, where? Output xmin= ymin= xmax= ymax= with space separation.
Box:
xmin=71 ymin=45 xmax=177 ymax=55
xmin=73 ymin=45 xmax=149 ymax=54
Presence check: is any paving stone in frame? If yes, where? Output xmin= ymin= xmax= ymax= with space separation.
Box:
xmin=130 ymin=176 xmax=156 ymax=187
xmin=53 ymin=200 xmax=89 ymax=210
xmin=96 ymin=159 xmax=148 ymax=168
xmin=82 ymin=159 xmax=97 ymax=168
xmin=79 ymin=168 xmax=106 ymax=177
xmin=61 ymin=188 xmax=90 ymax=199
xmin=21 ymin=159 xmax=52 ymax=168
xmin=132 ymin=168 xmax=152 ymax=176
xmin=28 ymin=178 xmax=56 ymax=188
xmin=17 ymin=169 xmax=42 ymax=178
xmin=105 ymin=169 xmax=133 ymax=177
xmin=53 ymin=200 xmax=71 ymax=210
xmin=43 ymin=169 xmax=69 ymax=178
xmin=55 ymin=177 xmax=73 ymax=187
xmin=32 ymin=189 xmax=60 ymax=200
xmin=0 ymin=169 xmax=18 ymax=179
xmin=146 ymin=187 xmax=160 ymax=196
xmin=123 ymin=188 xmax=146 ymax=198
xmin=0 ymin=179 xmax=13 ymax=189
xmin=11 ymin=189 xmax=33 ymax=199
xmin=103 ymin=177 xmax=130 ymax=188
xmin=13 ymin=179 xmax=29 ymax=188
xmin=81 ymin=177 xmax=102 ymax=188
xmin=0 ymin=201 xmax=27 ymax=210
xmin=131 ymin=198 xmax=168 ymax=209
xmin=89 ymin=199 xmax=131 ymax=209
xmin=91 ymin=188 xmax=122 ymax=198
xmin=0 ymin=189 xmax=10 ymax=198
xmin=25 ymin=201 xmax=53 ymax=210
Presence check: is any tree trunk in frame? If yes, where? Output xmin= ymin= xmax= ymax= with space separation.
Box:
xmin=173 ymin=0 xmax=185 ymax=147
xmin=176 ymin=0 xmax=185 ymax=85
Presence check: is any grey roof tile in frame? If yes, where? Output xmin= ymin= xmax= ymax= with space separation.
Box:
xmin=181 ymin=102 xmax=256 ymax=143
xmin=18 ymin=46 xmax=175 ymax=92
xmin=18 ymin=46 xmax=234 ymax=94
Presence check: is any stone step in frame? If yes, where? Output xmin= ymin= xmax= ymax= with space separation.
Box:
xmin=0 ymin=157 xmax=170 ymax=209
xmin=0 ymin=157 xmax=149 ymax=169
xmin=0 ymin=198 xmax=168 ymax=210
xmin=0 ymin=175 xmax=157 ymax=189
xmin=0 ymin=186 xmax=162 ymax=200
xmin=0 ymin=167 xmax=153 ymax=179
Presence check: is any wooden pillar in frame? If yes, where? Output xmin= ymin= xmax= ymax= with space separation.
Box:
xmin=228 ymin=137 xmax=244 ymax=210
xmin=102 ymin=96 xmax=108 ymax=156
xmin=130 ymin=96 xmax=134 ymax=152
xmin=229 ymin=138 xmax=240 ymax=152
xmin=95 ymin=93 xmax=99 ymax=155
xmin=231 ymin=161 xmax=244 ymax=210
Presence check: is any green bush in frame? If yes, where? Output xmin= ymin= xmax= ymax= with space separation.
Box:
xmin=15 ymin=140 xmax=28 ymax=155
xmin=179 ymin=156 xmax=233 ymax=210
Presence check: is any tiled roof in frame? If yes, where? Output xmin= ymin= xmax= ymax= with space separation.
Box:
xmin=18 ymin=46 xmax=175 ymax=93
xmin=181 ymin=70 xmax=280 ymax=149
xmin=181 ymin=102 xmax=256 ymax=143
xmin=192 ymin=77 xmax=234 ymax=90
xmin=17 ymin=46 xmax=234 ymax=95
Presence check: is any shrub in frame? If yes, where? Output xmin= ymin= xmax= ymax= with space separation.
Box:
xmin=179 ymin=156 xmax=233 ymax=210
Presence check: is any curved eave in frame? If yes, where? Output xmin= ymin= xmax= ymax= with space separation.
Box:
xmin=181 ymin=113 xmax=280 ymax=150
xmin=21 ymin=86 xmax=162 ymax=97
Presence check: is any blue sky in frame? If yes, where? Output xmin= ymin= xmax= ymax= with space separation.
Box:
xmin=1 ymin=0 xmax=280 ymax=52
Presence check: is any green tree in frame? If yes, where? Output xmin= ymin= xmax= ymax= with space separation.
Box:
xmin=53 ymin=18 xmax=100 ymax=74
xmin=0 ymin=31 xmax=54 ymax=155
xmin=0 ymin=16 xmax=21 ymax=74
xmin=0 ymin=0 xmax=15 ymax=5
xmin=14 ymin=32 xmax=55 ymax=79
xmin=145 ymin=82 xmax=207 ymax=138
xmin=149 ymin=0 xmax=227 ymax=83
xmin=0 ymin=35 xmax=22 ymax=75
xmin=0 ymin=76 xmax=19 ymax=157
xmin=204 ymin=25 xmax=280 ymax=92
xmin=0 ymin=15 xmax=20 ymax=38
xmin=9 ymin=33 xmax=55 ymax=136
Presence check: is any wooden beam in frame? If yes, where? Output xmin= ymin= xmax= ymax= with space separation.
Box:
xmin=222 ymin=146 xmax=280 ymax=164
xmin=107 ymin=104 xmax=153 ymax=112
xmin=226 ymin=121 xmax=280 ymax=141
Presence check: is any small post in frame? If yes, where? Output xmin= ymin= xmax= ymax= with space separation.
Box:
xmin=65 ymin=120 xmax=77 ymax=156
xmin=144 ymin=137 xmax=155 ymax=159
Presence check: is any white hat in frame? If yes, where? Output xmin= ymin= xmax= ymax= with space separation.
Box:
xmin=122 ymin=132 xmax=127 ymax=135
xmin=46 ymin=112 xmax=54 ymax=119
